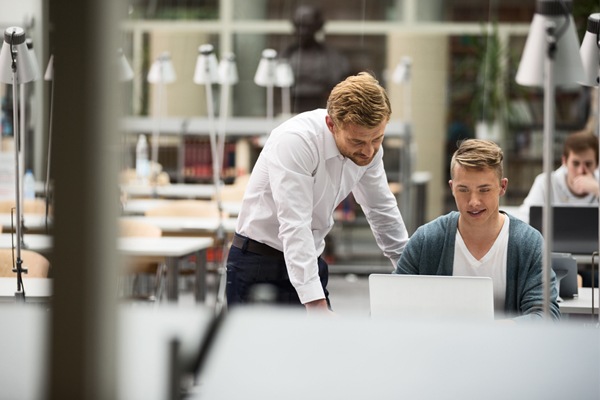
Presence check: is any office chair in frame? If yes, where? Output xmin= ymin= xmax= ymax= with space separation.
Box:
xmin=214 ymin=174 xmax=249 ymax=202
xmin=0 ymin=248 xmax=50 ymax=278
xmin=119 ymin=219 xmax=165 ymax=302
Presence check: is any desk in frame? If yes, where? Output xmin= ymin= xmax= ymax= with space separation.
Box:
xmin=0 ymin=214 xmax=49 ymax=233
xmin=120 ymin=236 xmax=214 ymax=302
xmin=122 ymin=198 xmax=241 ymax=217
xmin=122 ymin=183 xmax=216 ymax=199
xmin=0 ymin=233 xmax=53 ymax=253
xmin=121 ymin=216 xmax=237 ymax=236
xmin=0 ymin=235 xmax=214 ymax=303
xmin=558 ymin=287 xmax=600 ymax=316
xmin=0 ymin=277 xmax=52 ymax=302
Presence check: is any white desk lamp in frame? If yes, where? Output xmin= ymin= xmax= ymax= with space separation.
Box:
xmin=194 ymin=44 xmax=230 ymax=314
xmin=0 ymin=27 xmax=39 ymax=301
xmin=516 ymin=0 xmax=584 ymax=317
xmin=147 ymin=52 xmax=176 ymax=188
xmin=193 ymin=44 xmax=220 ymax=197
xmin=118 ymin=48 xmax=134 ymax=82
xmin=254 ymin=48 xmax=278 ymax=131
xmin=579 ymin=12 xmax=600 ymax=323
xmin=275 ymin=59 xmax=294 ymax=117
xmin=392 ymin=56 xmax=414 ymax=232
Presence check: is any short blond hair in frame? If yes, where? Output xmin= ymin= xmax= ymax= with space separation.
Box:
xmin=450 ymin=139 xmax=504 ymax=179
xmin=326 ymin=72 xmax=391 ymax=129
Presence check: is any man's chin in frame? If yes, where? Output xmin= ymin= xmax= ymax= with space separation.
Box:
xmin=351 ymin=156 xmax=372 ymax=166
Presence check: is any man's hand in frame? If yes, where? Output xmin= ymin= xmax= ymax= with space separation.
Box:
xmin=304 ymin=298 xmax=334 ymax=316
xmin=572 ymin=173 xmax=599 ymax=196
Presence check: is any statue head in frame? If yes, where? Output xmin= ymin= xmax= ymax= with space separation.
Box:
xmin=292 ymin=5 xmax=324 ymax=44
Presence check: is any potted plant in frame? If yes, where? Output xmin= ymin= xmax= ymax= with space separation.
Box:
xmin=470 ymin=22 xmax=508 ymax=144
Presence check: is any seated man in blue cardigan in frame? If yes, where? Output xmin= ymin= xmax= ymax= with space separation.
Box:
xmin=395 ymin=139 xmax=560 ymax=321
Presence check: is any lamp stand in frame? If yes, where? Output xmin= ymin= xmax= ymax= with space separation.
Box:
xmin=541 ymin=22 xmax=558 ymax=317
xmin=45 ymin=69 xmax=54 ymax=233
xmin=203 ymin=68 xmax=228 ymax=314
xmin=150 ymin=79 xmax=164 ymax=198
xmin=10 ymin=66 xmax=27 ymax=301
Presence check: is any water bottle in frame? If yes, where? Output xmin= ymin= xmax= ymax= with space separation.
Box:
xmin=135 ymin=134 xmax=150 ymax=183
xmin=24 ymin=170 xmax=35 ymax=200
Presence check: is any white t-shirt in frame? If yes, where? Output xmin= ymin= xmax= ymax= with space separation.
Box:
xmin=453 ymin=217 xmax=509 ymax=312
xmin=518 ymin=165 xmax=599 ymax=223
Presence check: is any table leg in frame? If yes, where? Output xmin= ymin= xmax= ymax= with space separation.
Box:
xmin=195 ymin=249 xmax=207 ymax=303
xmin=166 ymin=257 xmax=178 ymax=302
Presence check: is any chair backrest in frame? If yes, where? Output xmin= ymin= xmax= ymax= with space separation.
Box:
xmin=0 ymin=249 xmax=50 ymax=278
xmin=119 ymin=219 xmax=162 ymax=238
xmin=144 ymin=200 xmax=225 ymax=218
xmin=120 ymin=167 xmax=171 ymax=186
xmin=214 ymin=174 xmax=250 ymax=202
xmin=0 ymin=199 xmax=48 ymax=215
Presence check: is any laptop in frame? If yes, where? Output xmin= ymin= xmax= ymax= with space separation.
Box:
xmin=551 ymin=252 xmax=579 ymax=300
xmin=529 ymin=206 xmax=598 ymax=255
xmin=368 ymin=274 xmax=494 ymax=321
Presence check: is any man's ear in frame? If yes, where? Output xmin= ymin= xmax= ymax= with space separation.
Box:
xmin=500 ymin=178 xmax=508 ymax=196
xmin=325 ymin=115 xmax=335 ymax=134
xmin=448 ymin=180 xmax=453 ymax=190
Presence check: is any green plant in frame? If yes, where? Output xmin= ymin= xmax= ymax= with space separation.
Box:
xmin=470 ymin=23 xmax=507 ymax=125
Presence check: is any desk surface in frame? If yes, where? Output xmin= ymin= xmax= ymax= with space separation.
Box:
xmin=121 ymin=216 xmax=237 ymax=235
xmin=0 ymin=277 xmax=52 ymax=301
xmin=558 ymin=287 xmax=600 ymax=315
xmin=0 ymin=234 xmax=215 ymax=257
xmin=0 ymin=214 xmax=49 ymax=232
xmin=0 ymin=233 xmax=52 ymax=253
xmin=122 ymin=198 xmax=241 ymax=217
xmin=119 ymin=236 xmax=213 ymax=257
xmin=122 ymin=183 xmax=216 ymax=199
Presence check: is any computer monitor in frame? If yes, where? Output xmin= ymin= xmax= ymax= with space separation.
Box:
xmin=551 ymin=252 xmax=578 ymax=300
xmin=529 ymin=206 xmax=598 ymax=255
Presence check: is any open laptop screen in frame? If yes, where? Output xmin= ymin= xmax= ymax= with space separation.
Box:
xmin=529 ymin=206 xmax=598 ymax=255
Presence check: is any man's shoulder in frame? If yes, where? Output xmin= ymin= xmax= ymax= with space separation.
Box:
xmin=506 ymin=213 xmax=543 ymax=242
xmin=413 ymin=212 xmax=458 ymax=237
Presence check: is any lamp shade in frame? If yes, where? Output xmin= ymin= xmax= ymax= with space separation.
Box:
xmin=218 ymin=52 xmax=238 ymax=85
xmin=193 ymin=44 xmax=219 ymax=84
xmin=515 ymin=0 xmax=584 ymax=87
xmin=147 ymin=52 xmax=176 ymax=84
xmin=44 ymin=55 xmax=54 ymax=81
xmin=254 ymin=48 xmax=277 ymax=87
xmin=275 ymin=59 xmax=294 ymax=88
xmin=118 ymin=48 xmax=134 ymax=82
xmin=392 ymin=56 xmax=412 ymax=84
xmin=0 ymin=27 xmax=38 ymax=84
xmin=579 ymin=13 xmax=600 ymax=87
xmin=25 ymin=38 xmax=40 ymax=81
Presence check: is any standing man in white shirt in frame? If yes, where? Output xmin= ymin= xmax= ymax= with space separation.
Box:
xmin=226 ymin=72 xmax=409 ymax=314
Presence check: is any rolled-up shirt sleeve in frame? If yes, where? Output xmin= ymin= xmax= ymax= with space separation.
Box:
xmin=352 ymin=152 xmax=409 ymax=268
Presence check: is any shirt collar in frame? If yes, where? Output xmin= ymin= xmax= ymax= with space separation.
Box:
xmin=323 ymin=126 xmax=343 ymax=161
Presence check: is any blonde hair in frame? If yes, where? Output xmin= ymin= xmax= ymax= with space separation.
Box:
xmin=450 ymin=139 xmax=504 ymax=179
xmin=326 ymin=72 xmax=391 ymax=129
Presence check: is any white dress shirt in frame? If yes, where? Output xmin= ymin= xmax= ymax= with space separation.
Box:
xmin=236 ymin=109 xmax=408 ymax=304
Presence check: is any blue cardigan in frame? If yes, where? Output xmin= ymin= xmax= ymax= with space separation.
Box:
xmin=395 ymin=211 xmax=560 ymax=321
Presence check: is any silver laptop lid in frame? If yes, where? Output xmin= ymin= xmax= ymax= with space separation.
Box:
xmin=368 ymin=274 xmax=494 ymax=321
